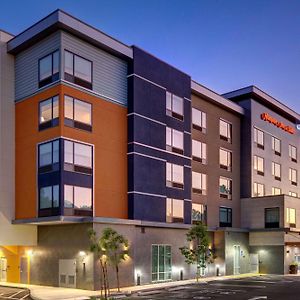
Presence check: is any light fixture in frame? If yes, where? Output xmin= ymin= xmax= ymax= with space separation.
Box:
xmin=79 ymin=251 xmax=86 ymax=257
xmin=26 ymin=249 xmax=33 ymax=257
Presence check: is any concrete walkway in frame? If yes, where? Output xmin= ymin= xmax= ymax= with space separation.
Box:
xmin=0 ymin=273 xmax=259 ymax=300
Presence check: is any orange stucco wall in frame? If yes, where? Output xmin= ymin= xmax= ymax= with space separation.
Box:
xmin=15 ymin=84 xmax=128 ymax=220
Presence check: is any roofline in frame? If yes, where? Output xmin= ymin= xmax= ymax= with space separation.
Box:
xmin=0 ymin=29 xmax=14 ymax=37
xmin=191 ymin=80 xmax=244 ymax=115
xmin=223 ymin=85 xmax=300 ymax=122
xmin=7 ymin=9 xmax=133 ymax=60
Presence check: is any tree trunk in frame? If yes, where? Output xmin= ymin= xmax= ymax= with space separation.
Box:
xmin=104 ymin=261 xmax=110 ymax=296
xmin=100 ymin=260 xmax=107 ymax=299
xmin=116 ymin=265 xmax=120 ymax=292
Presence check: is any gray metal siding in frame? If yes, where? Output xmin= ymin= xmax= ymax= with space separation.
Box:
xmin=15 ymin=31 xmax=61 ymax=101
xmin=61 ymin=32 xmax=128 ymax=106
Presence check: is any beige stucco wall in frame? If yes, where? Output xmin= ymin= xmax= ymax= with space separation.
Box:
xmin=0 ymin=31 xmax=37 ymax=246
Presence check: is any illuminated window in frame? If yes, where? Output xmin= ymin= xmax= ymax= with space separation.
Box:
xmin=289 ymin=145 xmax=297 ymax=162
xmin=39 ymin=96 xmax=59 ymax=130
xmin=166 ymin=92 xmax=183 ymax=120
xmin=192 ymin=108 xmax=206 ymax=132
xmin=219 ymin=119 xmax=232 ymax=142
xmin=166 ymin=163 xmax=184 ymax=189
xmin=253 ymin=182 xmax=265 ymax=197
xmin=192 ymin=203 xmax=206 ymax=224
xmin=272 ymin=187 xmax=281 ymax=195
xmin=219 ymin=177 xmax=232 ymax=199
xmin=192 ymin=171 xmax=207 ymax=195
xmin=166 ymin=198 xmax=184 ymax=223
xmin=286 ymin=208 xmax=296 ymax=227
xmin=192 ymin=140 xmax=206 ymax=163
xmin=254 ymin=127 xmax=264 ymax=149
xmin=271 ymin=136 xmax=281 ymax=156
xmin=272 ymin=162 xmax=281 ymax=181
xmin=289 ymin=168 xmax=297 ymax=186
xmin=254 ymin=155 xmax=264 ymax=175
xmin=219 ymin=148 xmax=232 ymax=171
xmin=166 ymin=127 xmax=183 ymax=154
xmin=289 ymin=191 xmax=298 ymax=198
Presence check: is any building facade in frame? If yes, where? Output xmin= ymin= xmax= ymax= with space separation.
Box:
xmin=0 ymin=9 xmax=299 ymax=289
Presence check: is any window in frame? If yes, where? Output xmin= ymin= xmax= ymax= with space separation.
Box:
xmin=192 ymin=171 xmax=207 ymax=195
xmin=166 ymin=127 xmax=183 ymax=154
xmin=253 ymin=155 xmax=264 ymax=175
xmin=39 ymin=185 xmax=59 ymax=209
xmin=219 ymin=148 xmax=232 ymax=171
xmin=166 ymin=92 xmax=183 ymax=120
xmin=64 ymin=140 xmax=92 ymax=174
xmin=39 ymin=50 xmax=59 ymax=88
xmin=289 ymin=145 xmax=297 ymax=162
xmin=289 ymin=191 xmax=298 ymax=198
xmin=254 ymin=128 xmax=264 ymax=149
xmin=219 ymin=177 xmax=232 ymax=199
xmin=192 ymin=140 xmax=206 ymax=163
xmin=272 ymin=187 xmax=281 ymax=195
xmin=39 ymin=140 xmax=59 ymax=172
xmin=166 ymin=198 xmax=184 ymax=223
xmin=219 ymin=207 xmax=232 ymax=227
xmin=64 ymin=185 xmax=92 ymax=210
xmin=271 ymin=136 xmax=281 ymax=156
xmin=265 ymin=207 xmax=279 ymax=228
xmin=192 ymin=203 xmax=206 ymax=224
xmin=192 ymin=108 xmax=206 ymax=132
xmin=64 ymin=51 xmax=92 ymax=89
xmin=151 ymin=245 xmax=172 ymax=282
xmin=286 ymin=208 xmax=296 ymax=227
xmin=272 ymin=162 xmax=281 ymax=181
xmin=289 ymin=168 xmax=297 ymax=186
xmin=64 ymin=96 xmax=92 ymax=131
xmin=166 ymin=163 xmax=184 ymax=188
xmin=39 ymin=96 xmax=59 ymax=130
xmin=253 ymin=182 xmax=265 ymax=197
xmin=219 ymin=119 xmax=232 ymax=142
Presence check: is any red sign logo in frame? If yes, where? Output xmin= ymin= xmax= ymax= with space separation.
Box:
xmin=261 ymin=113 xmax=295 ymax=134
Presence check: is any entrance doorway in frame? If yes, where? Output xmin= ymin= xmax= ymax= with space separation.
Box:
xmin=233 ymin=245 xmax=241 ymax=275
xmin=250 ymin=253 xmax=259 ymax=273
xmin=20 ymin=257 xmax=28 ymax=284
xmin=295 ymin=254 xmax=300 ymax=273
xmin=0 ymin=258 xmax=7 ymax=282
xmin=59 ymin=259 xmax=76 ymax=288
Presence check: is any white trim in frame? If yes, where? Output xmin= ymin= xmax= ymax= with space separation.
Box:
xmin=184 ymin=165 xmax=192 ymax=169
xmin=128 ymin=191 xmax=166 ymax=198
xmin=127 ymin=152 xmax=167 ymax=162
xmin=127 ymin=112 xmax=166 ymax=126
xmin=184 ymin=97 xmax=191 ymax=102
xmin=184 ymin=131 xmax=191 ymax=135
xmin=127 ymin=73 xmax=166 ymax=90
xmin=184 ymin=199 xmax=192 ymax=202
xmin=129 ymin=141 xmax=192 ymax=160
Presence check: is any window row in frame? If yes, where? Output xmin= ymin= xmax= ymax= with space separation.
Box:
xmin=39 ymin=50 xmax=92 ymax=89
xmin=254 ymin=127 xmax=297 ymax=162
xmin=265 ymin=207 xmax=296 ymax=228
xmin=38 ymin=139 xmax=93 ymax=175
xmin=253 ymin=155 xmax=298 ymax=185
xmin=253 ymin=182 xmax=298 ymax=198
xmin=39 ymin=184 xmax=92 ymax=210
xmin=166 ymin=199 xmax=232 ymax=228
xmin=39 ymin=95 xmax=92 ymax=131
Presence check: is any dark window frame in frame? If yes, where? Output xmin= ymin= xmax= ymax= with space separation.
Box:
xmin=64 ymin=95 xmax=93 ymax=132
xmin=64 ymin=50 xmax=93 ymax=90
xmin=265 ymin=207 xmax=280 ymax=228
xmin=39 ymin=185 xmax=60 ymax=210
xmin=219 ymin=207 xmax=232 ymax=227
xmin=38 ymin=139 xmax=60 ymax=173
xmin=38 ymin=50 xmax=60 ymax=88
xmin=38 ymin=95 xmax=59 ymax=130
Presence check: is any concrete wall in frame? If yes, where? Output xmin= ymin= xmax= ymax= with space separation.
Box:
xmin=0 ymin=31 xmax=37 ymax=246
xmin=191 ymin=93 xmax=241 ymax=228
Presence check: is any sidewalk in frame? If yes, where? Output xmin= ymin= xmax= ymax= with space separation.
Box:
xmin=0 ymin=273 xmax=259 ymax=300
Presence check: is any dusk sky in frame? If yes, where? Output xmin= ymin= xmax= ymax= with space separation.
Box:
xmin=1 ymin=0 xmax=299 ymax=111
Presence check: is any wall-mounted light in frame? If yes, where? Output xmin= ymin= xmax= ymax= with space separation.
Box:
xmin=135 ymin=269 xmax=142 ymax=285
xmin=26 ymin=250 xmax=33 ymax=257
xmin=79 ymin=251 xmax=86 ymax=257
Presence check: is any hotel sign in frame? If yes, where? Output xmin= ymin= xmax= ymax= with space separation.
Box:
xmin=261 ymin=113 xmax=295 ymax=134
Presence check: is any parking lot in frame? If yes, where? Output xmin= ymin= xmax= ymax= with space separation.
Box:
xmin=129 ymin=275 xmax=300 ymax=300
xmin=0 ymin=287 xmax=31 ymax=300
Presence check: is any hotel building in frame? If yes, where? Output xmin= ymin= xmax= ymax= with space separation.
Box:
xmin=0 ymin=10 xmax=299 ymax=289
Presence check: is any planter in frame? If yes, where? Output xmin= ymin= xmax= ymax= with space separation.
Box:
xmin=289 ymin=264 xmax=298 ymax=274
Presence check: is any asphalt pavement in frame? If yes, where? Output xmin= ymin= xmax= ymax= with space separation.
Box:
xmin=128 ymin=275 xmax=300 ymax=300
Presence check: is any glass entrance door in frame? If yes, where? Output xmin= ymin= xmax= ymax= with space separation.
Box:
xmin=151 ymin=245 xmax=172 ymax=282
xmin=0 ymin=258 xmax=7 ymax=282
xmin=295 ymin=254 xmax=300 ymax=272
xmin=233 ymin=245 xmax=241 ymax=275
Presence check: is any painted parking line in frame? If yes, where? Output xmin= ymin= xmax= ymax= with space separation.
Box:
xmin=248 ymin=297 xmax=267 ymax=300
xmin=210 ymin=283 xmax=266 ymax=288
